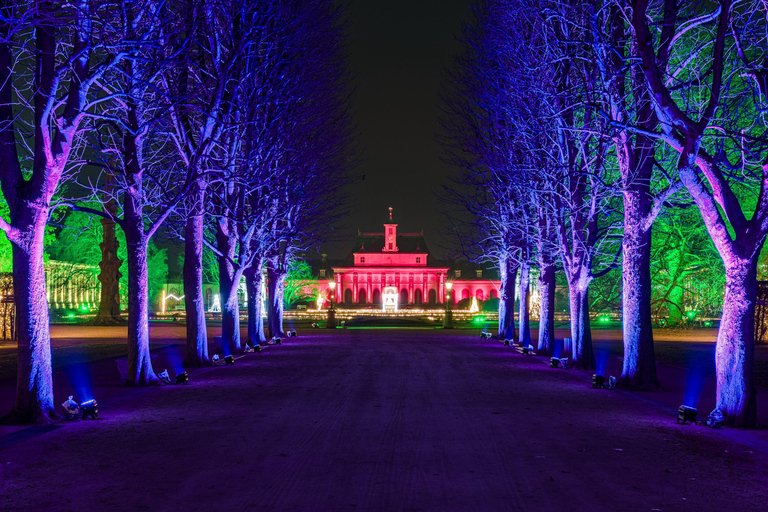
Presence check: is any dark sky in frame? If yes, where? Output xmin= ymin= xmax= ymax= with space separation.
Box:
xmin=323 ymin=0 xmax=474 ymax=259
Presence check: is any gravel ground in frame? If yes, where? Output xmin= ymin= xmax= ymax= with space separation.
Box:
xmin=1 ymin=328 xmax=767 ymax=512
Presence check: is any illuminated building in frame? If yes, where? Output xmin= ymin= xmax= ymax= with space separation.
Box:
xmin=328 ymin=208 xmax=500 ymax=308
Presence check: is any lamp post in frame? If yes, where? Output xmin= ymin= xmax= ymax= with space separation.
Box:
xmin=443 ymin=281 xmax=453 ymax=329
xmin=327 ymin=280 xmax=336 ymax=329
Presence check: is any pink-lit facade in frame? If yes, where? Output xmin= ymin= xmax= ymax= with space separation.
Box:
xmin=329 ymin=211 xmax=500 ymax=307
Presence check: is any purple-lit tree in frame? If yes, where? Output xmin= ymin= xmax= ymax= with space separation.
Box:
xmin=588 ymin=1 xmax=683 ymax=388
xmin=0 ymin=1 xmax=128 ymax=422
xmin=631 ymin=0 xmax=768 ymax=426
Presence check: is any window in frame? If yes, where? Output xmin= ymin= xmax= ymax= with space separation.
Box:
xmin=388 ymin=243 xmax=393 ymax=250
xmin=389 ymin=228 xmax=393 ymax=235
xmin=455 ymin=270 xmax=461 ymax=278
xmin=476 ymin=270 xmax=482 ymax=278
xmin=360 ymin=257 xmax=365 ymax=263
xmin=416 ymin=257 xmax=421 ymax=264
xmin=320 ymin=269 xmax=326 ymax=277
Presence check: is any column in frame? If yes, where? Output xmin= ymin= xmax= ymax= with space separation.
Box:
xmin=353 ymin=273 xmax=359 ymax=303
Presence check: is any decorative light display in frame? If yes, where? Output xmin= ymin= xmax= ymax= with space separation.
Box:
xmin=209 ymin=294 xmax=221 ymax=313
xmin=382 ymin=286 xmax=398 ymax=312
xmin=469 ymin=297 xmax=479 ymax=313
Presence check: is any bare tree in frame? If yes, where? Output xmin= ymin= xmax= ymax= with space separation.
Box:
xmin=632 ymin=0 xmax=768 ymax=426
xmin=0 ymin=0 xmax=126 ymax=422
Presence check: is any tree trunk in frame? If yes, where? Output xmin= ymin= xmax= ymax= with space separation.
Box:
xmin=715 ymin=257 xmax=758 ymax=427
xmin=568 ymin=277 xmax=595 ymax=370
xmin=667 ymin=280 xmax=685 ymax=326
xmin=183 ymin=182 xmax=209 ymax=367
xmin=182 ymin=182 xmax=210 ymax=368
xmin=124 ymin=229 xmax=157 ymax=386
xmin=498 ymin=256 xmax=517 ymax=341
xmin=267 ymin=261 xmax=286 ymax=338
xmin=537 ymin=262 xmax=556 ymax=354
xmin=620 ymin=204 xmax=659 ymax=389
xmin=9 ymin=210 xmax=55 ymax=423
xmin=93 ymin=198 xmax=122 ymax=324
xmin=216 ymin=225 xmax=240 ymax=355
xmin=518 ymin=261 xmax=531 ymax=347
xmin=245 ymin=261 xmax=266 ymax=346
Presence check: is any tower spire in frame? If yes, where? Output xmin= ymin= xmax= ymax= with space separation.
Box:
xmin=388 ymin=206 xmax=393 ymax=220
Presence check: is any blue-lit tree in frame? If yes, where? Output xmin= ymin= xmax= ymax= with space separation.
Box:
xmin=69 ymin=0 xmax=192 ymax=385
xmin=587 ymin=1 xmax=683 ymax=389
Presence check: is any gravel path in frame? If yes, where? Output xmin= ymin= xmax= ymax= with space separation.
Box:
xmin=1 ymin=329 xmax=766 ymax=511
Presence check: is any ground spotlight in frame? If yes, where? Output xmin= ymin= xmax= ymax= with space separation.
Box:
xmin=503 ymin=339 xmax=510 ymax=347
xmin=270 ymin=336 xmax=282 ymax=345
xmin=175 ymin=371 xmax=189 ymax=385
xmin=81 ymin=399 xmax=98 ymax=420
xmin=480 ymin=331 xmax=492 ymax=339
xmin=706 ymin=408 xmax=724 ymax=428
xmin=61 ymin=396 xmax=80 ymax=420
xmin=677 ymin=405 xmax=698 ymax=425
xmin=550 ymin=357 xmax=568 ymax=369
xmin=592 ymin=374 xmax=606 ymax=388
xmin=522 ymin=346 xmax=532 ymax=356
xmin=224 ymin=355 xmax=235 ymax=366
xmin=286 ymin=330 xmax=297 ymax=338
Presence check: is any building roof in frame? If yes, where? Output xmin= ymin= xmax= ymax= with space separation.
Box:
xmin=338 ymin=231 xmax=441 ymax=267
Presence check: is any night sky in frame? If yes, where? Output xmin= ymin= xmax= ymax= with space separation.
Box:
xmin=324 ymin=0 xmax=474 ymax=259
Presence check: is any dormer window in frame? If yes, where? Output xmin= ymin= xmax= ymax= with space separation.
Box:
xmin=360 ymin=257 xmax=365 ymax=263
xmin=416 ymin=257 xmax=421 ymax=264
xmin=476 ymin=270 xmax=482 ymax=278
xmin=320 ymin=269 xmax=326 ymax=277
xmin=455 ymin=270 xmax=461 ymax=278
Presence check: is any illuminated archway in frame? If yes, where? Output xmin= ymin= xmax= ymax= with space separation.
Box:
xmin=383 ymin=286 xmax=398 ymax=312
xmin=414 ymin=289 xmax=422 ymax=304
xmin=476 ymin=289 xmax=484 ymax=301
xmin=359 ymin=289 xmax=367 ymax=304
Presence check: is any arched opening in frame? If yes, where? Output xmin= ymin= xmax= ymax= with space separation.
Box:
xmin=414 ymin=289 xmax=422 ymax=304
xmin=373 ymin=289 xmax=381 ymax=304
xmin=428 ymin=289 xmax=437 ymax=304
xmin=344 ymin=288 xmax=352 ymax=304
xmin=462 ymin=289 xmax=470 ymax=301
xmin=476 ymin=289 xmax=484 ymax=301
xmin=400 ymin=289 xmax=408 ymax=305
xmin=491 ymin=289 xmax=498 ymax=299
xmin=359 ymin=289 xmax=367 ymax=304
